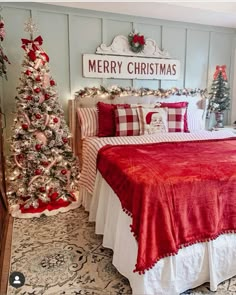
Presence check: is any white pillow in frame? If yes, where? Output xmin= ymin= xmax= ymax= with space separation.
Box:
xmin=187 ymin=109 xmax=205 ymax=131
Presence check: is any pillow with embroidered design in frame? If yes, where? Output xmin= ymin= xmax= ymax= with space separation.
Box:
xmin=137 ymin=106 xmax=168 ymax=135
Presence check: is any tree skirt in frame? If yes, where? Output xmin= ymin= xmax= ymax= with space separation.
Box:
xmin=9 ymin=191 xmax=80 ymax=218
xmin=7 ymin=207 xmax=236 ymax=294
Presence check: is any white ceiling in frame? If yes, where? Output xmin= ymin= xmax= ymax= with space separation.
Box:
xmin=45 ymin=2 xmax=236 ymax=29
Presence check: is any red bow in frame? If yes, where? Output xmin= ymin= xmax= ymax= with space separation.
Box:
xmin=213 ymin=65 xmax=227 ymax=80
xmin=21 ymin=35 xmax=49 ymax=63
xmin=21 ymin=35 xmax=43 ymax=52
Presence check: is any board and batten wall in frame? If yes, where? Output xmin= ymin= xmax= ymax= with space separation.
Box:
xmin=1 ymin=2 xmax=236 ymax=145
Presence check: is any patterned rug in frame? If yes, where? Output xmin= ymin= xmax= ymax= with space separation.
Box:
xmin=7 ymin=207 xmax=236 ymax=295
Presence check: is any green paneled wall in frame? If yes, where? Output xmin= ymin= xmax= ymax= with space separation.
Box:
xmin=1 ymin=2 xmax=236 ymax=144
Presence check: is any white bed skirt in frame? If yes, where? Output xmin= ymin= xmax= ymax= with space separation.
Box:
xmin=84 ymin=172 xmax=236 ymax=295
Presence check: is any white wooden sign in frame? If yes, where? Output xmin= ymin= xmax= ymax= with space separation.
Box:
xmin=83 ymin=54 xmax=180 ymax=80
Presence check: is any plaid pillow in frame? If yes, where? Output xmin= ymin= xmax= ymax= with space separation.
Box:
xmin=159 ymin=102 xmax=189 ymax=132
xmin=115 ymin=106 xmax=140 ymax=136
xmin=167 ymin=107 xmax=186 ymax=132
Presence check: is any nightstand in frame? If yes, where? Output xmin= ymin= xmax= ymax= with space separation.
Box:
xmin=213 ymin=126 xmax=236 ymax=133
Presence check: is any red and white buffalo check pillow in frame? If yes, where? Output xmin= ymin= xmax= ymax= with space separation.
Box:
xmin=114 ymin=106 xmax=140 ymax=136
xmin=167 ymin=107 xmax=187 ymax=132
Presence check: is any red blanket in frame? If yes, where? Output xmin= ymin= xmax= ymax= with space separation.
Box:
xmin=97 ymin=138 xmax=236 ymax=273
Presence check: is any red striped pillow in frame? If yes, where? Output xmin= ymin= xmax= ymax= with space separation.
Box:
xmin=77 ymin=108 xmax=98 ymax=139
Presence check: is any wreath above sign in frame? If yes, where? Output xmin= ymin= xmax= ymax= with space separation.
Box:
xmin=96 ymin=34 xmax=170 ymax=58
xmin=128 ymin=31 xmax=145 ymax=53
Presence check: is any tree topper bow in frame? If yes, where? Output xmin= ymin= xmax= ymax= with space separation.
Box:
xmin=213 ymin=65 xmax=227 ymax=80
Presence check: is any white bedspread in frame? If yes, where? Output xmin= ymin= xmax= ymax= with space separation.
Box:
xmin=91 ymin=171 xmax=236 ymax=295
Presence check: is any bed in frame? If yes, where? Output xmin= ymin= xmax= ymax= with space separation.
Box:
xmin=68 ymin=87 xmax=236 ymax=294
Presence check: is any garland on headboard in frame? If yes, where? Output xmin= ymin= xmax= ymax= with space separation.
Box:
xmin=75 ymin=86 xmax=207 ymax=100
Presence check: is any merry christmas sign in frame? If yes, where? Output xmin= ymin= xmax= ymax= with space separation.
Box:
xmin=83 ymin=34 xmax=180 ymax=80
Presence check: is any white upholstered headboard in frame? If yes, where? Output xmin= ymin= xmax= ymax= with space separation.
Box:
xmin=68 ymin=87 xmax=208 ymax=160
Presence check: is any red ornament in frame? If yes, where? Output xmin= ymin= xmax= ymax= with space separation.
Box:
xmin=25 ymin=70 xmax=31 ymax=76
xmin=62 ymin=137 xmax=68 ymax=143
xmin=35 ymin=169 xmax=42 ymax=175
xmin=41 ymin=161 xmax=49 ymax=167
xmin=39 ymin=187 xmax=46 ymax=192
xmin=35 ymin=144 xmax=42 ymax=151
xmin=61 ymin=169 xmax=67 ymax=175
xmin=26 ymin=95 xmax=32 ymax=101
xmin=50 ymin=80 xmax=55 ymax=86
xmin=17 ymin=154 xmax=24 ymax=160
xmin=34 ymin=87 xmax=41 ymax=93
xmin=50 ymin=192 xmax=59 ymax=200
xmin=22 ymin=123 xmax=28 ymax=130
xmin=36 ymin=76 xmax=41 ymax=82
xmin=53 ymin=117 xmax=59 ymax=123
xmin=35 ymin=113 xmax=41 ymax=119
xmin=44 ymin=93 xmax=50 ymax=100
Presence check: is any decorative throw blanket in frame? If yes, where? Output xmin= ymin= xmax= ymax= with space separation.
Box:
xmin=97 ymin=138 xmax=236 ymax=273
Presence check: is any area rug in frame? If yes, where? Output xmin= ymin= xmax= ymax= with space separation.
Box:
xmin=7 ymin=207 xmax=236 ymax=295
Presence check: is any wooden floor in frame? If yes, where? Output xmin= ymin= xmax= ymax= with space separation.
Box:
xmin=0 ymin=215 xmax=13 ymax=295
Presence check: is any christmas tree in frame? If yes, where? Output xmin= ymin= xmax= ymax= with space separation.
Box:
xmin=7 ymin=19 xmax=80 ymax=218
xmin=0 ymin=15 xmax=10 ymax=79
xmin=208 ymin=65 xmax=230 ymax=113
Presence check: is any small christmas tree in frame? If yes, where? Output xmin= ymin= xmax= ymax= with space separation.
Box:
xmin=7 ymin=19 xmax=80 ymax=217
xmin=208 ymin=65 xmax=230 ymax=113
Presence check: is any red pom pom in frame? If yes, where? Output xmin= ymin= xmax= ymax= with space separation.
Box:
xmin=35 ymin=144 xmax=42 ymax=151
xmin=26 ymin=95 xmax=32 ymax=101
xmin=34 ymin=87 xmax=41 ymax=93
xmin=53 ymin=117 xmax=59 ymax=123
xmin=50 ymin=192 xmax=59 ymax=200
xmin=39 ymin=187 xmax=46 ymax=192
xmin=35 ymin=113 xmax=41 ymax=119
xmin=35 ymin=169 xmax=42 ymax=175
xmin=44 ymin=94 xmax=50 ymax=100
xmin=61 ymin=169 xmax=67 ymax=175
xmin=22 ymin=124 xmax=28 ymax=130
xmin=25 ymin=70 xmax=31 ymax=76
xmin=36 ymin=76 xmax=41 ymax=82
xmin=50 ymin=80 xmax=55 ymax=86
xmin=62 ymin=137 xmax=68 ymax=143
